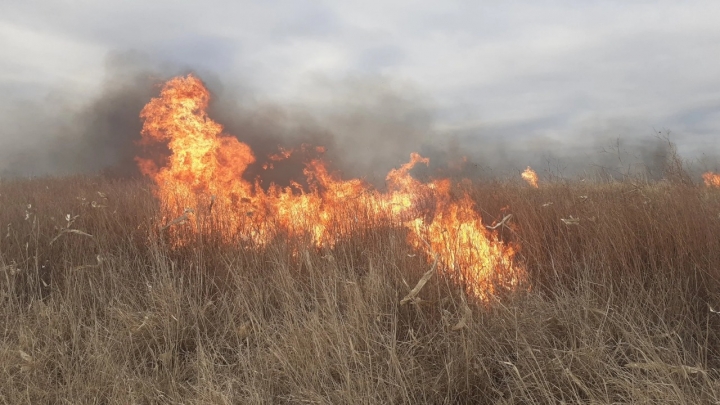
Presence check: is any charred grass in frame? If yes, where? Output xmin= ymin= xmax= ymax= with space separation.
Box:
xmin=1 ymin=176 xmax=720 ymax=404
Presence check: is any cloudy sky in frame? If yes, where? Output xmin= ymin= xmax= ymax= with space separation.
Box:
xmin=2 ymin=0 xmax=720 ymax=175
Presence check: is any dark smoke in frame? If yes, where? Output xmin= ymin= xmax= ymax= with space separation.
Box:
xmin=207 ymin=76 xmax=433 ymax=187
xmin=1 ymin=52 xmax=717 ymax=184
xmin=0 ymin=52 xmax=174 ymax=178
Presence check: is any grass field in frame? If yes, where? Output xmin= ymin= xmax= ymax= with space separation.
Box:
xmin=1 ymin=174 xmax=720 ymax=404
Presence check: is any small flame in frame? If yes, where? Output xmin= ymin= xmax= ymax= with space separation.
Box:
xmin=522 ymin=166 xmax=539 ymax=188
xmin=137 ymin=75 xmax=525 ymax=300
xmin=702 ymin=172 xmax=720 ymax=188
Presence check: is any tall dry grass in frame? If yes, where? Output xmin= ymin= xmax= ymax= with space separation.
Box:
xmin=1 ymin=174 xmax=720 ymax=404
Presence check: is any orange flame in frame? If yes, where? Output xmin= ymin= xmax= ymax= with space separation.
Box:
xmin=521 ymin=166 xmax=539 ymax=188
xmin=137 ymin=75 xmax=525 ymax=300
xmin=703 ymin=172 xmax=720 ymax=188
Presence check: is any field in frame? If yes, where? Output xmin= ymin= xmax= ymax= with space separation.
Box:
xmin=2 ymin=174 xmax=720 ymax=404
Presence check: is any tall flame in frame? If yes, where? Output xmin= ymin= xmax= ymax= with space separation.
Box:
xmin=522 ymin=166 xmax=539 ymax=188
xmin=137 ymin=75 xmax=525 ymax=300
xmin=703 ymin=172 xmax=720 ymax=188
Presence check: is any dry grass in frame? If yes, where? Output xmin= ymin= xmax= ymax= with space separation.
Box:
xmin=1 ymin=175 xmax=720 ymax=404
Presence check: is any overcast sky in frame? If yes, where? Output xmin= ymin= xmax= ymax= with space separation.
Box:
xmin=2 ymin=0 xmax=720 ymax=172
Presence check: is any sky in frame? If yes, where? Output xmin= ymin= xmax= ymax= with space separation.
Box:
xmin=2 ymin=0 xmax=720 ymax=177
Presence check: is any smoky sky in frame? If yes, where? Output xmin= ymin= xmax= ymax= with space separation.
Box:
xmin=0 ymin=53 xmax=712 ymax=185
xmin=0 ymin=54 xmax=443 ymax=184
xmin=1 ymin=1 xmax=720 ymax=181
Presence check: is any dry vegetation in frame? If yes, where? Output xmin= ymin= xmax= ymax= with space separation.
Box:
xmin=2 ymin=174 xmax=720 ymax=404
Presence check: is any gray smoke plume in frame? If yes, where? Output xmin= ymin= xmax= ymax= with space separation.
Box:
xmin=207 ymin=75 xmax=434 ymax=187
xmin=0 ymin=52 xmax=172 ymax=178
xmin=1 ymin=51 xmax=717 ymax=184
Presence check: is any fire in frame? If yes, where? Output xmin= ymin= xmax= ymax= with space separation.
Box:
xmin=137 ymin=75 xmax=524 ymax=300
xmin=703 ymin=172 xmax=720 ymax=188
xmin=522 ymin=166 xmax=539 ymax=188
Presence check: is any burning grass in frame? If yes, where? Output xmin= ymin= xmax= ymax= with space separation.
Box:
xmin=521 ymin=166 xmax=539 ymax=188
xmin=2 ymin=175 xmax=720 ymax=403
xmin=704 ymin=171 xmax=720 ymax=188
xmin=137 ymin=75 xmax=524 ymax=301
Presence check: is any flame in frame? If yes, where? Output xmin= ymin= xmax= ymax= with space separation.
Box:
xmin=521 ymin=166 xmax=539 ymax=188
xmin=703 ymin=172 xmax=720 ymax=188
xmin=137 ymin=75 xmax=525 ymax=300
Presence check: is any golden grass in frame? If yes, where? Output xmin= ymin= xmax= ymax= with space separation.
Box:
xmin=1 ymin=175 xmax=720 ymax=403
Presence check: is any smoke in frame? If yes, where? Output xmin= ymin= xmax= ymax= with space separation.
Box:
xmin=1 ymin=51 xmax=717 ymax=183
xmin=207 ymin=75 xmax=434 ymax=187
xmin=0 ymin=52 xmax=170 ymax=177
xmin=445 ymin=123 xmax=720 ymax=182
